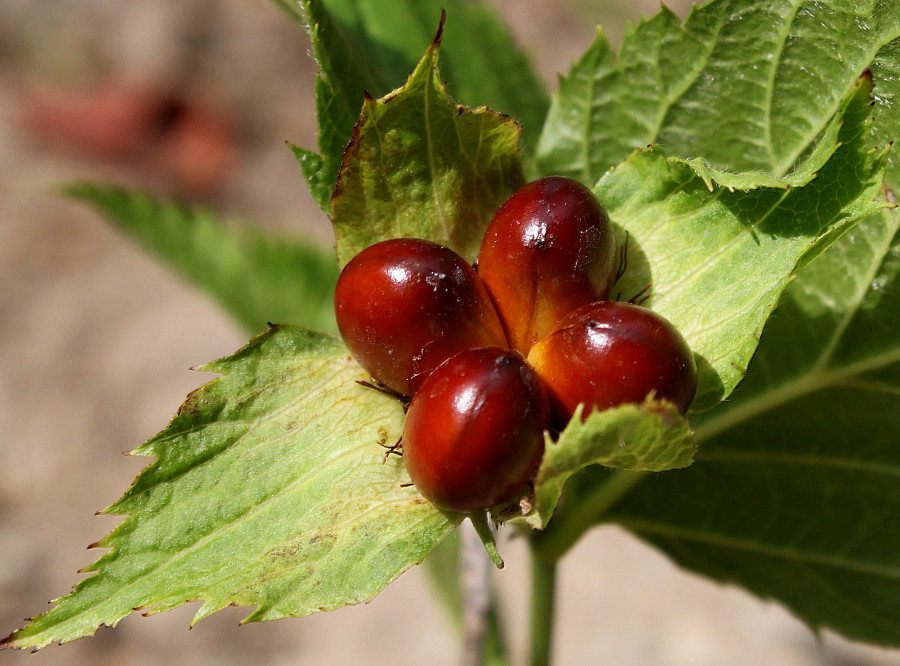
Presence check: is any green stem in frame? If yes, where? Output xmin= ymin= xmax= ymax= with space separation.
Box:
xmin=483 ymin=600 xmax=510 ymax=666
xmin=470 ymin=512 xmax=505 ymax=569
xmin=423 ymin=526 xmax=511 ymax=665
xmin=459 ymin=517 xmax=512 ymax=666
xmin=533 ymin=469 xmax=645 ymax=562
xmin=528 ymin=543 xmax=557 ymax=666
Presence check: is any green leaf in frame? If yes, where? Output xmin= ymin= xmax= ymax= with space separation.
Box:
xmin=297 ymin=4 xmax=382 ymax=210
xmin=530 ymin=76 xmax=895 ymax=639
xmin=289 ymin=143 xmax=332 ymax=212
xmin=595 ymin=202 xmax=900 ymax=646
xmin=67 ymin=184 xmax=340 ymax=334
xmin=307 ymin=1 xmax=548 ymax=131
xmin=872 ymin=18 xmax=900 ymax=186
xmin=537 ymin=1 xmax=900 ymax=185
xmin=297 ymin=0 xmax=546 ymax=211
xmin=4 ymin=326 xmax=461 ymax=650
xmin=598 ymin=74 xmax=888 ymax=409
xmin=18 ymin=0 xmax=899 ymax=653
xmin=329 ymin=38 xmax=525 ymax=266
xmin=516 ymin=401 xmax=694 ymax=531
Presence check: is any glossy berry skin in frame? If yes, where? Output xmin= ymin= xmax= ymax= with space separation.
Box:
xmin=478 ymin=176 xmax=617 ymax=354
xmin=402 ymin=347 xmax=549 ymax=513
xmin=528 ymin=301 xmax=697 ymax=428
xmin=335 ymin=238 xmax=507 ymax=396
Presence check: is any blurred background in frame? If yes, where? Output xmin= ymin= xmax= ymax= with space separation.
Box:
xmin=1 ymin=1 xmax=899 ymax=664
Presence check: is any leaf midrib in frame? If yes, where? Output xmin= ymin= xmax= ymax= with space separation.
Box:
xmin=762 ymin=0 xmax=805 ymax=170
xmin=811 ymin=209 xmax=899 ymax=373
xmin=697 ymin=449 xmax=900 ymax=477
xmin=617 ymin=518 xmax=900 ymax=580
xmin=26 ymin=440 xmax=411 ymax=643
xmin=25 ymin=359 xmax=405 ymax=640
xmin=120 ymin=357 xmax=348 ymax=504
xmin=772 ymin=20 xmax=900 ymax=176
xmin=644 ymin=9 xmax=728 ymax=154
xmin=693 ymin=205 xmax=899 ymax=444
xmin=618 ymin=516 xmax=900 ymax=637
xmin=645 ymin=4 xmax=897 ymax=179
xmin=693 ymin=346 xmax=900 ymax=445
xmin=422 ymin=59 xmax=451 ymax=239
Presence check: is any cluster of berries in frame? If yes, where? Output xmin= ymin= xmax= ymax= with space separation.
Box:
xmin=335 ymin=177 xmax=697 ymax=514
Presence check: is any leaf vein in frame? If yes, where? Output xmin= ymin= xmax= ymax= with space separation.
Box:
xmin=619 ymin=518 xmax=900 ymax=580
xmin=811 ymin=210 xmax=900 ymax=373
xmin=698 ymin=450 xmax=900 ymax=477
xmin=647 ymin=10 xmax=729 ymax=148
xmin=762 ymin=0 xmax=805 ymax=171
xmin=772 ymin=19 xmax=899 ymax=175
xmin=695 ymin=347 xmax=900 ymax=443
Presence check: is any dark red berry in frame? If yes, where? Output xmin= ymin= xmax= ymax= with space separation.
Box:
xmin=335 ymin=238 xmax=507 ymax=396
xmin=527 ymin=301 xmax=696 ymax=428
xmin=402 ymin=347 xmax=549 ymax=513
xmin=477 ymin=176 xmax=617 ymax=354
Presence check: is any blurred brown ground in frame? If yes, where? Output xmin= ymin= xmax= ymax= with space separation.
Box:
xmin=1 ymin=1 xmax=899 ymax=664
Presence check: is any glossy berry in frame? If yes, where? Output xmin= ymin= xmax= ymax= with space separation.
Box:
xmin=478 ymin=176 xmax=617 ymax=354
xmin=402 ymin=347 xmax=549 ymax=513
xmin=527 ymin=301 xmax=696 ymax=428
xmin=335 ymin=238 xmax=507 ymax=396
